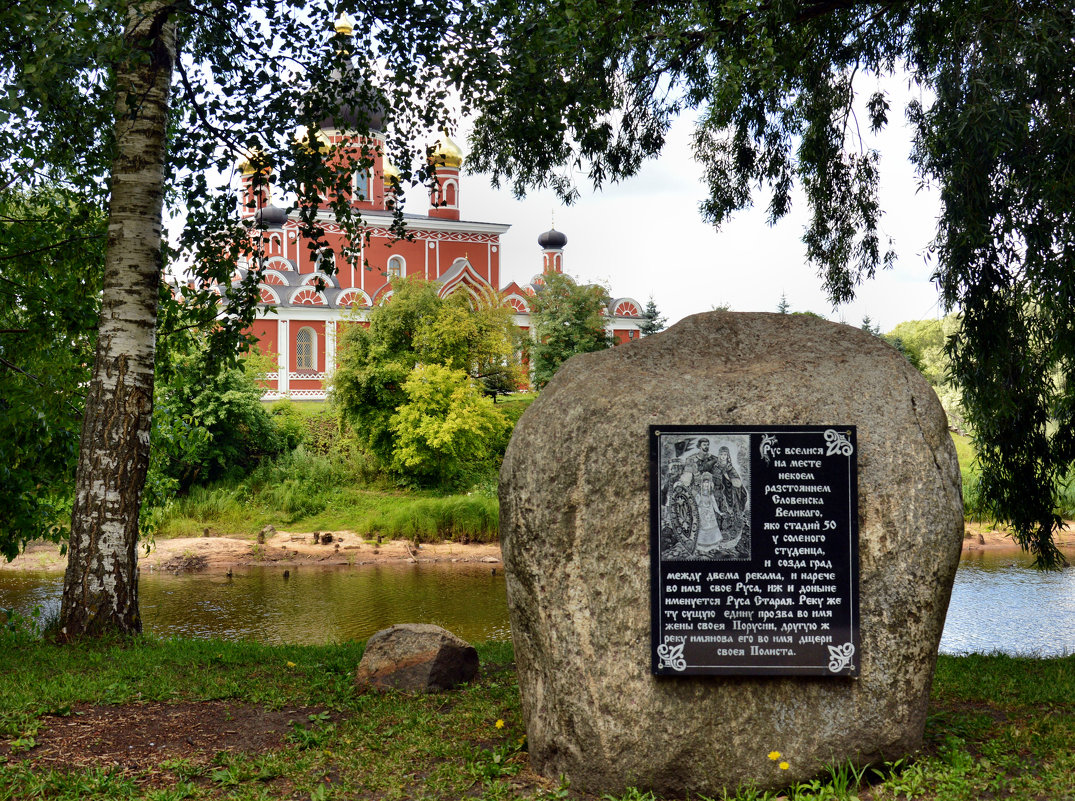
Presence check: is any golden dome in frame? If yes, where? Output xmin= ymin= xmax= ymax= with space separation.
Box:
xmin=383 ymin=158 xmax=401 ymax=188
xmin=431 ymin=131 xmax=463 ymax=169
xmin=293 ymin=125 xmax=331 ymax=154
xmin=237 ymin=147 xmax=269 ymax=176
xmin=334 ymin=13 xmax=354 ymax=36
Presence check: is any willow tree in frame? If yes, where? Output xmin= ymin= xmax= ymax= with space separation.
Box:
xmin=466 ymin=0 xmax=1075 ymax=568
xmin=1 ymin=0 xmax=491 ymax=637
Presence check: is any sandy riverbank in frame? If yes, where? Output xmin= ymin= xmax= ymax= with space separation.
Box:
xmin=0 ymin=529 xmax=502 ymax=574
xmin=962 ymin=519 xmax=1075 ymax=553
xmin=2 ymin=521 xmax=1071 ymax=574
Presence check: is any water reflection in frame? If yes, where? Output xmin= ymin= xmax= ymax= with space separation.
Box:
xmin=3 ymin=551 xmax=1073 ymax=653
xmin=0 ymin=563 xmax=510 ymax=645
xmin=940 ymin=549 xmax=1075 ymax=657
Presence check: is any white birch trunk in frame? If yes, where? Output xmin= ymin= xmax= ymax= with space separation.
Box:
xmin=59 ymin=2 xmax=175 ymax=638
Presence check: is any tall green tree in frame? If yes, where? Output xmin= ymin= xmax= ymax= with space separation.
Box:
xmin=1 ymin=0 xmax=496 ymax=636
xmin=466 ymin=0 xmax=1075 ymax=567
xmin=333 ymin=278 xmax=520 ymax=470
xmin=528 ymin=272 xmax=614 ymax=389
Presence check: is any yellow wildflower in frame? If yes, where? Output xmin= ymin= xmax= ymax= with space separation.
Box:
xmin=768 ymin=751 xmax=781 ymax=761
xmin=286 ymin=661 xmax=296 ymax=668
xmin=779 ymin=761 xmax=790 ymax=770
xmin=495 ymin=719 xmax=505 ymax=729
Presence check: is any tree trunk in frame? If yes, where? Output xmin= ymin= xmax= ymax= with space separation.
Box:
xmin=59 ymin=2 xmax=175 ymax=639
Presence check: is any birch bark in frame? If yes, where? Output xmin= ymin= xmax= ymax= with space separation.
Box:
xmin=59 ymin=1 xmax=175 ymax=638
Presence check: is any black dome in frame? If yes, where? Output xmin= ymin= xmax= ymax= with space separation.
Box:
xmin=315 ymin=64 xmax=387 ymax=133
xmin=255 ymin=205 xmax=289 ymax=229
xmin=538 ymin=228 xmax=567 ymax=250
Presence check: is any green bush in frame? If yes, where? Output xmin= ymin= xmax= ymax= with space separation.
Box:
xmin=151 ymin=352 xmax=301 ymax=492
xmin=389 ymin=364 xmax=510 ymax=489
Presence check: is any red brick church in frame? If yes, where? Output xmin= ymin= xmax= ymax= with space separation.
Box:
xmin=234 ymin=37 xmax=642 ymax=399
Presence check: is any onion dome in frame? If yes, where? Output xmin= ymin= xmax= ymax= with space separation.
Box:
xmin=254 ymin=204 xmax=288 ymax=229
xmin=237 ymin=147 xmax=269 ymax=176
xmin=383 ymin=158 xmax=401 ymax=188
xmin=538 ymin=227 xmax=567 ymax=250
xmin=293 ymin=125 xmax=331 ymax=154
xmin=310 ymin=17 xmax=388 ymax=134
xmin=316 ymin=76 xmax=387 ymax=133
xmin=334 ymin=13 xmax=354 ymax=35
xmin=430 ymin=131 xmax=464 ymax=168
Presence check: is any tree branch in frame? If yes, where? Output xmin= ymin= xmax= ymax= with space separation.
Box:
xmin=0 ymin=355 xmax=84 ymax=416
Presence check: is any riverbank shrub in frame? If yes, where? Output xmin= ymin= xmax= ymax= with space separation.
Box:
xmin=389 ymin=364 xmax=512 ymax=489
xmin=156 ymin=441 xmax=500 ymax=542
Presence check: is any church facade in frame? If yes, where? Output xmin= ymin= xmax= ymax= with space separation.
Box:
xmin=236 ymin=119 xmax=643 ymax=401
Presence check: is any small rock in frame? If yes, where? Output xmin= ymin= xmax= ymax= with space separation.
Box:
xmin=480 ymin=556 xmax=499 ymax=563
xmin=355 ymin=623 xmax=479 ymax=693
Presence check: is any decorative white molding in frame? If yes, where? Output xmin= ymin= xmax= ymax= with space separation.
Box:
xmin=262 ymin=389 xmax=327 ymax=401
xmin=288 ymin=371 xmax=326 ymax=381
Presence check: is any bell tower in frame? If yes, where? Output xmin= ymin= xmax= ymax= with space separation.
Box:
xmin=428 ymin=132 xmax=463 ymax=220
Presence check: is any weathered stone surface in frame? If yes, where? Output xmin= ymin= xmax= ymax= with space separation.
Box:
xmin=355 ymin=623 xmax=479 ymax=692
xmin=499 ymin=312 xmax=963 ymax=796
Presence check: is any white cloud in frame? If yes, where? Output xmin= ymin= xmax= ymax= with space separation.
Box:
xmin=426 ymin=73 xmax=945 ymax=333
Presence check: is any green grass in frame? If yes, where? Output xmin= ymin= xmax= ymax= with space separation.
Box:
xmin=0 ymin=630 xmax=1072 ymax=800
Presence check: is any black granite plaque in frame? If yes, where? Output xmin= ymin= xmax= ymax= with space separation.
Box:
xmin=650 ymin=425 xmax=859 ymax=677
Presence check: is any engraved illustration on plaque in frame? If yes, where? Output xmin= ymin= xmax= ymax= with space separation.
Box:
xmin=658 ymin=434 xmax=751 ymax=562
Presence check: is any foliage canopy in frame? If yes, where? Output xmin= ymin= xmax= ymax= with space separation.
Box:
xmin=333 ymin=278 xmax=519 ymax=483
xmin=0 ymin=189 xmax=104 ymax=559
xmin=466 ymin=0 xmax=1075 ymax=567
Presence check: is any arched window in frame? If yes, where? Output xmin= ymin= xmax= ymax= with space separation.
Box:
xmin=354 ymin=170 xmax=370 ymax=202
xmin=296 ymin=327 xmax=316 ymax=371
xmin=444 ymin=181 xmax=457 ymax=206
xmin=387 ymin=255 xmax=405 ymax=280
xmin=315 ymin=248 xmax=335 ymax=273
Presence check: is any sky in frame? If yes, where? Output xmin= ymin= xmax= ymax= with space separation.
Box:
xmin=412 ymin=78 xmax=947 ymax=334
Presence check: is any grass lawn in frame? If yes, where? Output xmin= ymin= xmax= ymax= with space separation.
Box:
xmin=0 ymin=633 xmax=1072 ymax=800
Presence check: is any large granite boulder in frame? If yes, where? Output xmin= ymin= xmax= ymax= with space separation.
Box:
xmin=355 ymin=624 xmax=478 ymax=692
xmin=499 ymin=312 xmax=963 ymax=797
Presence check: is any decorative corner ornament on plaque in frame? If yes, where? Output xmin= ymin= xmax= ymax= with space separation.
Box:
xmin=657 ymin=639 xmax=687 ymax=672
xmin=827 ymin=643 xmax=856 ymax=673
xmin=824 ymin=428 xmax=854 ymax=456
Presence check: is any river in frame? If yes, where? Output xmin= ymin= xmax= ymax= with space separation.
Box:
xmin=1 ymin=551 xmax=1072 ymax=655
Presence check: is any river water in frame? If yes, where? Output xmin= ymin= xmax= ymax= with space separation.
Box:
xmin=1 ymin=551 xmax=1072 ymax=655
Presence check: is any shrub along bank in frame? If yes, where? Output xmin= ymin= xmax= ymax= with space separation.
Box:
xmin=0 ymin=630 xmax=1071 ymax=801
xmin=153 ymin=395 xmax=535 ymax=543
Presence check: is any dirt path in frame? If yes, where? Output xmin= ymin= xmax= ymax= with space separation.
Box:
xmin=1 ymin=530 xmax=502 ymax=574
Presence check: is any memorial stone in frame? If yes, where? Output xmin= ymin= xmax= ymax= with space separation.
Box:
xmin=499 ymin=312 xmax=963 ymax=797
